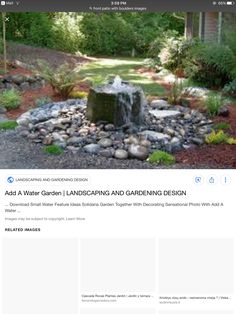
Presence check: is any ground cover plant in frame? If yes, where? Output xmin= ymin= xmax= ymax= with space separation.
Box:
xmin=43 ymin=144 xmax=64 ymax=155
xmin=147 ymin=150 xmax=175 ymax=165
xmin=0 ymin=89 xmax=21 ymax=109
xmin=204 ymin=92 xmax=223 ymax=116
xmin=0 ymin=120 xmax=17 ymax=130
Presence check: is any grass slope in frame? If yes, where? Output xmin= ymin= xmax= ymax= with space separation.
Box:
xmin=80 ymin=57 xmax=165 ymax=96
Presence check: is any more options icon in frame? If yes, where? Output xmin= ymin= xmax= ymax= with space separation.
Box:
xmin=221 ymin=175 xmax=231 ymax=185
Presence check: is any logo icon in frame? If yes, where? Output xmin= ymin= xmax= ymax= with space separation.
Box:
xmin=7 ymin=176 xmax=14 ymax=183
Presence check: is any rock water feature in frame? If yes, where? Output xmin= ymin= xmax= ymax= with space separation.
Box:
xmin=87 ymin=76 xmax=144 ymax=126
xmin=16 ymin=77 xmax=213 ymax=161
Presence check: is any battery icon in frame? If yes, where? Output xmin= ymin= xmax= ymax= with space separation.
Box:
xmin=227 ymin=1 xmax=233 ymax=4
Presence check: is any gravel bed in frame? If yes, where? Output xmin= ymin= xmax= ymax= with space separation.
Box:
xmin=0 ymin=130 xmax=217 ymax=169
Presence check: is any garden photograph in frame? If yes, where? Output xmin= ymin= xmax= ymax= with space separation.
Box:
xmin=0 ymin=12 xmax=236 ymax=168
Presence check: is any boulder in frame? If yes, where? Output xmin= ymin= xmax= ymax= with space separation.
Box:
xmin=128 ymin=144 xmax=149 ymax=160
xmin=86 ymin=82 xmax=145 ymax=126
xmin=84 ymin=144 xmax=101 ymax=154
xmin=114 ymin=149 xmax=128 ymax=159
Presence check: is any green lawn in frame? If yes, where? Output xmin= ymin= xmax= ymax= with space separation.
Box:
xmin=80 ymin=58 xmax=165 ymax=97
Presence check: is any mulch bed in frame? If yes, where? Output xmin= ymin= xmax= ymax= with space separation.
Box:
xmin=1 ymin=64 xmax=91 ymax=120
xmin=174 ymin=103 xmax=236 ymax=168
xmin=175 ymin=144 xmax=236 ymax=168
xmin=5 ymin=85 xmax=60 ymax=119
xmin=6 ymin=42 xmax=92 ymax=68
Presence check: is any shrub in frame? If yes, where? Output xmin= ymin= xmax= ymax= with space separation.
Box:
xmin=227 ymin=137 xmax=236 ymax=144
xmin=80 ymin=13 xmax=135 ymax=56
xmin=148 ymin=36 xmax=164 ymax=58
xmin=205 ymin=130 xmax=230 ymax=144
xmin=0 ymin=120 xmax=18 ymax=130
xmin=213 ymin=122 xmax=231 ymax=131
xmin=0 ymin=89 xmax=21 ymax=109
xmin=37 ymin=61 xmax=83 ymax=99
xmin=35 ymin=96 xmax=52 ymax=107
xmin=168 ymin=79 xmax=184 ymax=105
xmin=204 ymin=92 xmax=223 ymax=116
xmin=6 ymin=13 xmax=54 ymax=48
xmin=205 ymin=130 xmax=236 ymax=145
xmin=43 ymin=144 xmax=63 ymax=155
xmin=160 ymin=37 xmax=199 ymax=74
xmin=147 ymin=150 xmax=175 ymax=165
xmin=52 ymin=13 xmax=84 ymax=53
xmin=184 ymin=43 xmax=236 ymax=87
xmin=143 ymin=58 xmax=161 ymax=70
xmin=223 ymin=79 xmax=236 ymax=96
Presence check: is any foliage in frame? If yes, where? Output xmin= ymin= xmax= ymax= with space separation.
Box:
xmin=223 ymin=79 xmax=236 ymax=96
xmin=184 ymin=43 xmax=236 ymax=87
xmin=160 ymin=37 xmax=199 ymax=74
xmin=0 ymin=120 xmax=18 ymax=130
xmin=204 ymin=92 xmax=223 ymax=116
xmin=43 ymin=144 xmax=63 ymax=155
xmin=37 ymin=60 xmax=83 ymax=99
xmin=125 ymin=13 xmax=184 ymax=55
xmin=5 ymin=13 xmax=54 ymax=48
xmin=205 ymin=130 xmax=229 ymax=144
xmin=147 ymin=150 xmax=175 ymax=165
xmin=35 ymin=96 xmax=52 ymax=107
xmin=147 ymin=30 xmax=178 ymax=58
xmin=143 ymin=58 xmax=161 ymax=70
xmin=52 ymin=13 xmax=84 ymax=53
xmin=223 ymin=27 xmax=236 ymax=56
xmin=205 ymin=130 xmax=236 ymax=145
xmin=227 ymin=137 xmax=236 ymax=144
xmin=213 ymin=122 xmax=231 ymax=131
xmin=80 ymin=13 xmax=136 ymax=56
xmin=147 ymin=36 xmax=164 ymax=58
xmin=168 ymin=79 xmax=184 ymax=105
xmin=69 ymin=90 xmax=88 ymax=99
xmin=80 ymin=13 xmax=184 ymax=56
xmin=0 ymin=89 xmax=21 ymax=109
xmin=3 ymin=12 xmax=184 ymax=56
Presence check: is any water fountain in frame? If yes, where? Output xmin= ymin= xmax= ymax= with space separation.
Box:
xmin=86 ymin=75 xmax=145 ymax=127
xmin=16 ymin=75 xmax=213 ymax=161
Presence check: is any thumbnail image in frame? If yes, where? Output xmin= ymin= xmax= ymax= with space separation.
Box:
xmin=0 ymin=12 xmax=235 ymax=169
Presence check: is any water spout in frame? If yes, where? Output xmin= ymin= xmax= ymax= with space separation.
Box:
xmin=112 ymin=75 xmax=123 ymax=89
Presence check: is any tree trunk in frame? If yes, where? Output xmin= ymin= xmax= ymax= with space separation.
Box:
xmin=185 ymin=13 xmax=194 ymax=39
xmin=2 ymin=12 xmax=7 ymax=74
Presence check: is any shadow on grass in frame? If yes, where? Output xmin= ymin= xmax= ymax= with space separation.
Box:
xmin=80 ymin=58 xmax=166 ymax=97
